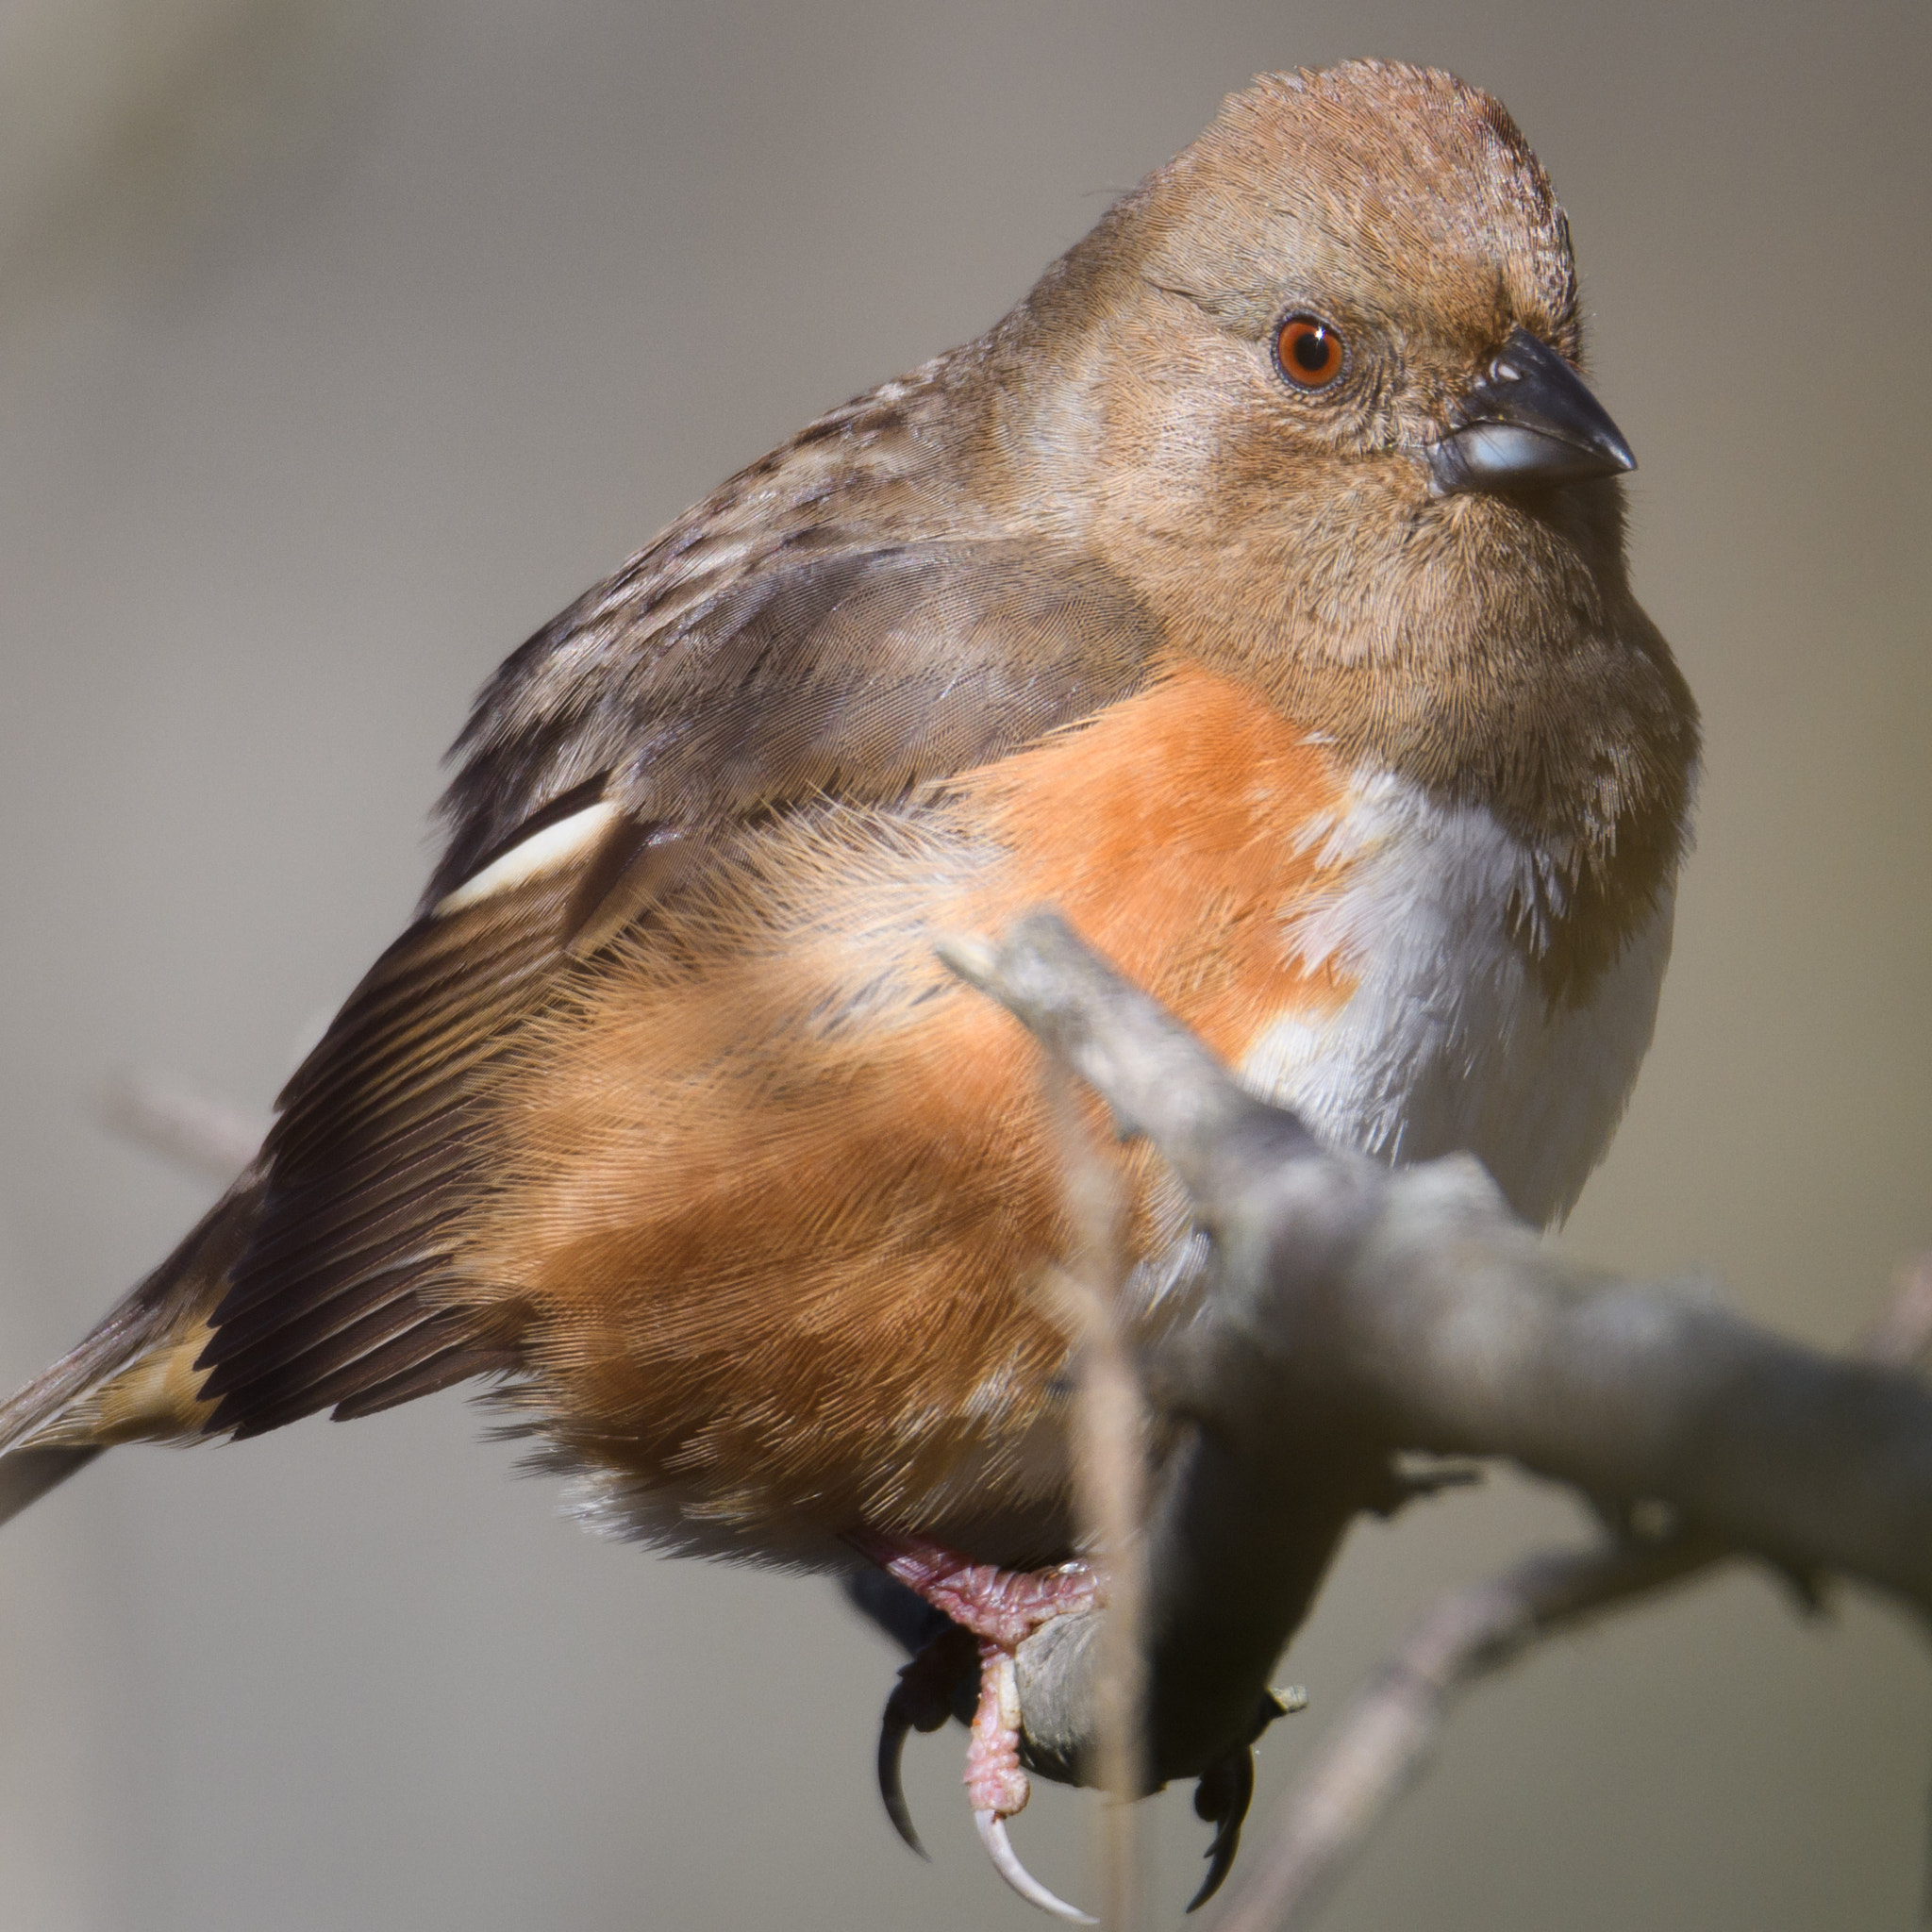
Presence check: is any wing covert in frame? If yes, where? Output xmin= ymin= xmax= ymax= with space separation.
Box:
xmin=198 ymin=537 xmax=1164 ymax=1436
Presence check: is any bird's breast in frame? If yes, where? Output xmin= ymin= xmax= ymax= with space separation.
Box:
xmin=962 ymin=670 xmax=1671 ymax=1226
xmin=469 ymin=668 xmax=1669 ymax=1560
xmin=1238 ymin=768 xmax=1674 ymax=1225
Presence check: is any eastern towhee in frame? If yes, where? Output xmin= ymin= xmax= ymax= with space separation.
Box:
xmin=0 ymin=59 xmax=1697 ymax=1919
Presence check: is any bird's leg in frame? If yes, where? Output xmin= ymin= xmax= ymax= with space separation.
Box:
xmin=855 ymin=1533 xmax=1105 ymax=1924
xmin=864 ymin=1536 xmax=1106 ymax=1811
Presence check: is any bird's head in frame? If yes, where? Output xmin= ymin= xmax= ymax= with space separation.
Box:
xmin=1000 ymin=60 xmax=1641 ymax=668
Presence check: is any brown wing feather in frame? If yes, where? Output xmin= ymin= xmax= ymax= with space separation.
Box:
xmin=192 ymin=537 xmax=1162 ymax=1440
xmin=196 ymin=877 xmax=572 ymax=1436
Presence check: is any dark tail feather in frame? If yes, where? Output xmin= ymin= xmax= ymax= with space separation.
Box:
xmin=0 ymin=1167 xmax=268 ymax=1524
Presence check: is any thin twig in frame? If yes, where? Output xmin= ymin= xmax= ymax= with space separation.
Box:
xmin=1208 ymin=1534 xmax=1724 ymax=1932
xmin=1213 ymin=1253 xmax=1932 ymax=1932
xmin=1044 ymin=1067 xmax=1149 ymax=1930
xmin=98 ymin=1070 xmax=267 ymax=1182
xmin=1859 ymin=1255 xmax=1932 ymax=1374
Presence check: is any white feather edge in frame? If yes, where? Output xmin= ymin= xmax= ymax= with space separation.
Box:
xmin=433 ymin=799 xmax=620 ymax=915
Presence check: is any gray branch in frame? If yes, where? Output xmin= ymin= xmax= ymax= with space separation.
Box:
xmin=1210 ymin=1263 xmax=1932 ymax=1931
xmin=937 ymin=912 xmax=1932 ymax=1818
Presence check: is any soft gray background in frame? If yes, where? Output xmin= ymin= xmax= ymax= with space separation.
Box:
xmin=0 ymin=2 xmax=1927 ymax=1927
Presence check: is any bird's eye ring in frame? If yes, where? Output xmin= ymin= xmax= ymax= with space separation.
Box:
xmin=1274 ymin=314 xmax=1347 ymax=391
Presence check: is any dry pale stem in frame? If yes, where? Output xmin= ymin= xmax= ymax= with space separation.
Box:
xmin=99 ymin=1070 xmax=266 ymax=1181
xmin=1045 ymin=1065 xmax=1150 ymax=1932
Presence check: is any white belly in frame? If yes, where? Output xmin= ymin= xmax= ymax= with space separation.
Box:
xmin=1241 ymin=769 xmax=1674 ymax=1226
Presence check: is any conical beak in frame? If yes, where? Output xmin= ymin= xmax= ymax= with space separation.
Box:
xmin=1427 ymin=328 xmax=1637 ymax=497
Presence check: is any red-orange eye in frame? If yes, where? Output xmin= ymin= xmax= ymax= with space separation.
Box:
xmin=1275 ymin=314 xmax=1346 ymax=390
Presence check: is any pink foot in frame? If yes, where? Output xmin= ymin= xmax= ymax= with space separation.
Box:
xmin=865 ymin=1537 xmax=1106 ymax=1666
xmin=856 ymin=1534 xmax=1103 ymax=1924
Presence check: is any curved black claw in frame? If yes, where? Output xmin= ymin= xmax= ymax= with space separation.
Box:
xmin=877 ymin=1698 xmax=925 ymax=1857
xmin=875 ymin=1624 xmax=979 ymax=1858
xmin=1187 ymin=1742 xmax=1256 ymax=1912
xmin=1185 ymin=1686 xmax=1306 ymax=1914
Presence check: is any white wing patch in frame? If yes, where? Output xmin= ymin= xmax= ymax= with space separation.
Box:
xmin=1241 ymin=770 xmax=1674 ymax=1228
xmin=434 ymin=800 xmax=620 ymax=916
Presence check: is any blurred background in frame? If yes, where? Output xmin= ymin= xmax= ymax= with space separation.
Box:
xmin=0 ymin=1 xmax=1926 ymax=1926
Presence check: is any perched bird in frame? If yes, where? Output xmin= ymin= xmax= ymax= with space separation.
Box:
xmin=0 ymin=58 xmax=1695 ymax=1919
